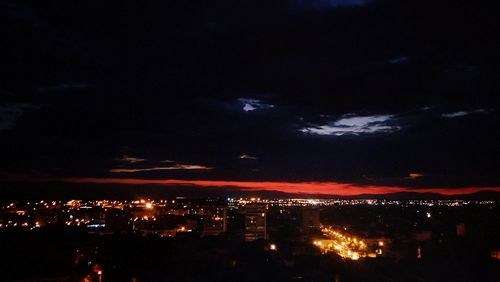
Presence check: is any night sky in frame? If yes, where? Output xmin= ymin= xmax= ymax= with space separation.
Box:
xmin=1 ymin=0 xmax=500 ymax=196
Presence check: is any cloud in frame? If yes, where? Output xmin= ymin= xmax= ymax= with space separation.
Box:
xmin=388 ymin=56 xmax=409 ymax=64
xmin=441 ymin=109 xmax=487 ymax=118
xmin=110 ymin=164 xmax=213 ymax=173
xmin=238 ymin=98 xmax=274 ymax=112
xmin=239 ymin=154 xmax=257 ymax=160
xmin=441 ymin=111 xmax=469 ymax=118
xmin=0 ymin=103 xmax=37 ymax=131
xmin=117 ymin=155 xmax=146 ymax=163
xmin=300 ymin=114 xmax=400 ymax=136
xmin=292 ymin=0 xmax=374 ymax=11
xmin=408 ymin=173 xmax=424 ymax=179
xmin=38 ymin=83 xmax=91 ymax=92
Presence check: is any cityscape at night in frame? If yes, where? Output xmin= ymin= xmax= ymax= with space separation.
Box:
xmin=2 ymin=0 xmax=500 ymax=281
xmin=0 ymin=196 xmax=499 ymax=281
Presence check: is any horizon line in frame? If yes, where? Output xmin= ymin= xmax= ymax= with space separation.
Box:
xmin=59 ymin=177 xmax=500 ymax=196
xmin=2 ymin=173 xmax=500 ymax=196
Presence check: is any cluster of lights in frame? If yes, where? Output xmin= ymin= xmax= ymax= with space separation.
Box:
xmin=62 ymin=199 xmax=178 ymax=210
xmin=227 ymin=198 xmax=497 ymax=208
xmin=66 ymin=217 xmax=93 ymax=226
xmin=4 ymin=198 xmax=496 ymax=214
xmin=1 ymin=198 xmax=218 ymax=233
xmin=0 ymin=220 xmax=42 ymax=230
xmin=131 ymin=215 xmax=157 ymax=222
xmin=313 ymin=226 xmax=385 ymax=261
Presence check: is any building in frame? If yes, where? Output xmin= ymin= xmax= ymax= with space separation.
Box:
xmin=200 ymin=206 xmax=227 ymax=236
xmin=302 ymin=208 xmax=320 ymax=228
xmin=243 ymin=203 xmax=267 ymax=241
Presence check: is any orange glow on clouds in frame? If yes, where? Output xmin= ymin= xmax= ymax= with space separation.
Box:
xmin=408 ymin=173 xmax=424 ymax=179
xmin=109 ymin=165 xmax=213 ymax=173
xmin=60 ymin=177 xmax=500 ymax=196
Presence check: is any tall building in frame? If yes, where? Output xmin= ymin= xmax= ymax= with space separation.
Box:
xmin=243 ymin=203 xmax=267 ymax=241
xmin=302 ymin=208 xmax=320 ymax=228
xmin=200 ymin=206 xmax=227 ymax=236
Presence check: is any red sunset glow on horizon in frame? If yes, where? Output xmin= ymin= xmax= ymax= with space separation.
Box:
xmin=58 ymin=177 xmax=500 ymax=196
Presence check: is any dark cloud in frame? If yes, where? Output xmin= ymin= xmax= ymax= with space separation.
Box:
xmin=238 ymin=98 xmax=275 ymax=112
xmin=291 ymin=0 xmax=375 ymax=11
xmin=38 ymin=83 xmax=92 ymax=93
xmin=1 ymin=0 xmax=500 ymax=195
xmin=109 ymin=164 xmax=213 ymax=173
xmin=0 ymin=103 xmax=38 ymax=131
xmin=117 ymin=155 xmax=146 ymax=164
xmin=441 ymin=109 xmax=488 ymax=118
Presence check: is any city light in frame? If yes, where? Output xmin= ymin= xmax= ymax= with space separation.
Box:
xmin=313 ymin=226 xmax=377 ymax=260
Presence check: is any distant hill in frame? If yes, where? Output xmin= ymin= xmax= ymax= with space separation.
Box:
xmin=0 ymin=181 xmax=499 ymax=201
xmin=244 ymin=190 xmax=500 ymax=200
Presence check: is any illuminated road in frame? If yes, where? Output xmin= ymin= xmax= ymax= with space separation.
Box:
xmin=313 ymin=226 xmax=384 ymax=260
